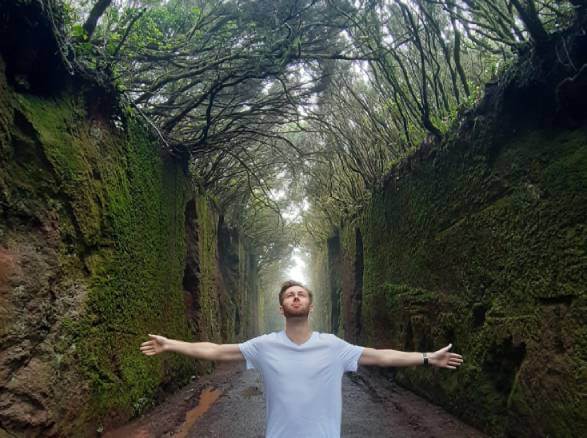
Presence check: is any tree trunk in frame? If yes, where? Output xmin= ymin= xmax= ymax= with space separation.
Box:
xmin=83 ymin=0 xmax=113 ymax=39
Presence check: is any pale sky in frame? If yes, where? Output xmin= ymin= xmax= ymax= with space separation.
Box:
xmin=286 ymin=248 xmax=307 ymax=284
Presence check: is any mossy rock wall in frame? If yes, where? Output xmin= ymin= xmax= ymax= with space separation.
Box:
xmin=356 ymin=129 xmax=586 ymax=436
xmin=308 ymin=243 xmax=330 ymax=333
xmin=326 ymin=232 xmax=343 ymax=336
xmin=332 ymin=44 xmax=587 ymax=437
xmin=217 ymin=216 xmax=260 ymax=340
xmin=0 ymin=7 xmax=259 ymax=434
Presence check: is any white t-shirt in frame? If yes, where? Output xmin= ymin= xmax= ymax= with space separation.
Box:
xmin=239 ymin=331 xmax=364 ymax=438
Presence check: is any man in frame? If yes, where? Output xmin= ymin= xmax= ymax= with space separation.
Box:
xmin=140 ymin=280 xmax=464 ymax=438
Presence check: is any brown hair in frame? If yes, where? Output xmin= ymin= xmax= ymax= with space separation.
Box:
xmin=279 ymin=280 xmax=313 ymax=305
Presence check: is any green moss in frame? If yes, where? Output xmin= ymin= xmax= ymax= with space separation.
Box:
xmin=543 ymin=130 xmax=587 ymax=193
xmin=16 ymin=94 xmax=107 ymax=245
xmin=2 ymin=53 xmax=256 ymax=436
xmin=68 ymin=117 xmax=195 ymax=420
xmin=382 ymin=282 xmax=437 ymax=308
xmin=9 ymin=91 xmax=198 ymax=424
xmin=198 ymin=195 xmax=219 ymax=340
xmin=336 ymin=126 xmax=587 ymax=435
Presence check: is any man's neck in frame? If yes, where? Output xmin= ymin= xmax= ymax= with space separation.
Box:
xmin=284 ymin=317 xmax=312 ymax=345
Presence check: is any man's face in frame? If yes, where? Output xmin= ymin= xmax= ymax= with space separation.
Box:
xmin=280 ymin=286 xmax=313 ymax=319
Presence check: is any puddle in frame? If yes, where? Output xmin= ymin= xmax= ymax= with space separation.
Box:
xmin=175 ymin=386 xmax=222 ymax=438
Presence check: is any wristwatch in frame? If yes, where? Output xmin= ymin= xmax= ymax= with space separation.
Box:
xmin=422 ymin=352 xmax=429 ymax=367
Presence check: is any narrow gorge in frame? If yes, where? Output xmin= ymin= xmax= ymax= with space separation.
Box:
xmin=1 ymin=1 xmax=586 ymax=437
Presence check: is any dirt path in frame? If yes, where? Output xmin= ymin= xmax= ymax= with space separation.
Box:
xmin=104 ymin=363 xmax=485 ymax=437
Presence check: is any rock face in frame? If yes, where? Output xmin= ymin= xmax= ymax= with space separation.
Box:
xmin=0 ymin=2 xmax=259 ymax=436
xmin=323 ymin=23 xmax=587 ymax=438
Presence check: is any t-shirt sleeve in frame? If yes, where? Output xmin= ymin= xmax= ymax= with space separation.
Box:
xmin=333 ymin=336 xmax=364 ymax=372
xmin=239 ymin=335 xmax=265 ymax=370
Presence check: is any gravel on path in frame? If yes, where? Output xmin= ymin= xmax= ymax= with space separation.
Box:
xmin=104 ymin=363 xmax=485 ymax=438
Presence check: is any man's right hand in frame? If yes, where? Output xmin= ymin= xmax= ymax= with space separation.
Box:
xmin=140 ymin=334 xmax=168 ymax=356
xmin=140 ymin=335 xmax=244 ymax=361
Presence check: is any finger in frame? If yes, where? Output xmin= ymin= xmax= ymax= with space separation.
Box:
xmin=449 ymin=353 xmax=463 ymax=359
xmin=446 ymin=365 xmax=456 ymax=369
xmin=140 ymin=341 xmax=153 ymax=347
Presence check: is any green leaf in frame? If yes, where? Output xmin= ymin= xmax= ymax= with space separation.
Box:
xmin=72 ymin=24 xmax=88 ymax=41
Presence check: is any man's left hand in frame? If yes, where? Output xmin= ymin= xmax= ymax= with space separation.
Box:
xmin=429 ymin=343 xmax=463 ymax=369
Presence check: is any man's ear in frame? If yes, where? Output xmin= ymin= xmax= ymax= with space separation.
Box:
xmin=309 ymin=304 xmax=314 ymax=313
xmin=279 ymin=305 xmax=284 ymax=316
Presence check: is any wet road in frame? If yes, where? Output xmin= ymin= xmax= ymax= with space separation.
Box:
xmin=190 ymin=367 xmax=484 ymax=438
xmin=105 ymin=363 xmax=484 ymax=437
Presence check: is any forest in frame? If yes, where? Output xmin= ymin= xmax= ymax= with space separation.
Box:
xmin=0 ymin=0 xmax=585 ymax=436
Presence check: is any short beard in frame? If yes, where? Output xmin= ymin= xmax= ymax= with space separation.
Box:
xmin=282 ymin=304 xmax=311 ymax=319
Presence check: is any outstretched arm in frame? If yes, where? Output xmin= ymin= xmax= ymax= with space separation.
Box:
xmin=140 ymin=334 xmax=244 ymax=362
xmin=358 ymin=343 xmax=463 ymax=369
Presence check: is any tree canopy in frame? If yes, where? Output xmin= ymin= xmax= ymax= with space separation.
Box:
xmin=63 ymin=0 xmax=584 ymax=250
